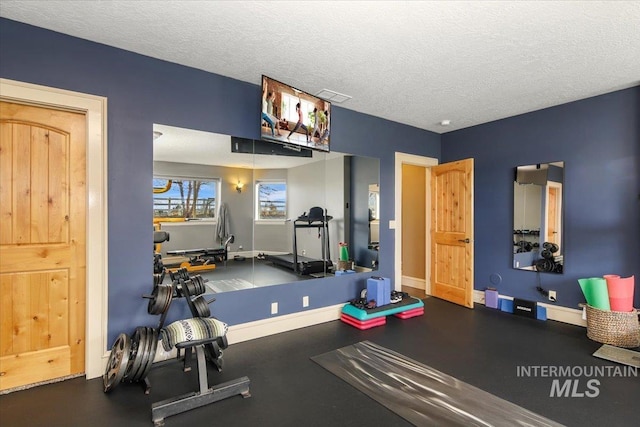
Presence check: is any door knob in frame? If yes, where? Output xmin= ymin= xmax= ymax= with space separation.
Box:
xmin=458 ymin=238 xmax=470 ymax=243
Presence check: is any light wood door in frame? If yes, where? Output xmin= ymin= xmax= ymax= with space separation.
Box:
xmin=546 ymin=185 xmax=559 ymax=249
xmin=0 ymin=101 xmax=86 ymax=391
xmin=430 ymin=158 xmax=474 ymax=308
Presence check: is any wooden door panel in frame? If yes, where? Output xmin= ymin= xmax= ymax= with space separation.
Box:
xmin=0 ymin=347 xmax=70 ymax=390
xmin=0 ymin=270 xmax=69 ymax=356
xmin=0 ymin=101 xmax=85 ymax=391
xmin=431 ymin=159 xmax=474 ymax=308
xmin=0 ymin=246 xmax=72 ymax=272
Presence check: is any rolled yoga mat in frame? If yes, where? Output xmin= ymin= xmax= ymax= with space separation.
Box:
xmin=605 ymin=275 xmax=635 ymax=312
xmin=578 ymin=277 xmax=611 ymax=310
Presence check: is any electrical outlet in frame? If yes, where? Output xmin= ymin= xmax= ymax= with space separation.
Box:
xmin=271 ymin=302 xmax=278 ymax=314
xmin=303 ymin=296 xmax=309 ymax=307
xmin=302 ymin=249 xmax=306 ymax=255
xmin=238 ymin=245 xmax=243 ymax=251
xmin=548 ymin=290 xmax=557 ymax=302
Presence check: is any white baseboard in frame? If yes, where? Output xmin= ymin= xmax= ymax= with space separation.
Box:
xmin=97 ymin=303 xmax=346 ymax=377
xmin=473 ymin=290 xmax=586 ymax=327
xmin=226 ymin=303 xmax=344 ymax=344
xmin=402 ymin=275 xmax=426 ymax=290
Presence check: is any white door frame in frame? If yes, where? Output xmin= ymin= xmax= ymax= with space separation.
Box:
xmin=394 ymin=152 xmax=438 ymax=292
xmin=1 ymin=78 xmax=108 ymax=380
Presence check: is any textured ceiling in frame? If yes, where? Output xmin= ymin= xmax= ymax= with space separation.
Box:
xmin=2 ymin=1 xmax=639 ymax=133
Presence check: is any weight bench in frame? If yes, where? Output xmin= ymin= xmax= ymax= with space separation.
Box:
xmin=166 ymin=235 xmax=235 ymax=272
xmin=152 ymin=318 xmax=250 ymax=426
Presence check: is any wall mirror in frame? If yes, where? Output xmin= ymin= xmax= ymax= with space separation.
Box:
xmin=153 ymin=124 xmax=380 ymax=292
xmin=513 ymin=161 xmax=564 ymax=273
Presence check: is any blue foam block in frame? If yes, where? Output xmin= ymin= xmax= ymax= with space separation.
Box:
xmin=499 ymin=298 xmax=514 ymax=313
xmin=335 ymin=270 xmax=356 ymax=276
xmin=536 ymin=305 xmax=547 ymax=321
xmin=366 ymin=277 xmax=385 ymax=305
xmin=485 ymin=289 xmax=499 ymax=309
xmin=367 ymin=277 xmax=391 ymax=306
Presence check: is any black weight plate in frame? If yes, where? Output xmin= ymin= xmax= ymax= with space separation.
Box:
xmin=193 ymin=296 xmax=211 ymax=318
xmin=541 ymin=249 xmax=553 ymax=259
xmin=184 ymin=280 xmax=195 ymax=297
xmin=149 ymin=285 xmax=171 ymax=315
xmin=162 ymin=285 xmax=173 ymax=314
xmin=123 ymin=327 xmax=141 ymax=381
xmin=137 ymin=326 xmax=155 ymax=382
xmin=148 ymin=285 xmax=161 ymax=315
xmin=153 ymin=273 xmax=162 ymax=288
xmin=125 ymin=327 xmax=145 ymax=381
xmin=103 ymin=333 xmax=131 ymax=393
xmin=138 ymin=327 xmax=158 ymax=381
xmin=130 ymin=326 xmax=149 ymax=382
xmin=191 ymin=276 xmax=204 ymax=295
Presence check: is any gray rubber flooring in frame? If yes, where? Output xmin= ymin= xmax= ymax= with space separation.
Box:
xmin=1 ymin=298 xmax=638 ymax=427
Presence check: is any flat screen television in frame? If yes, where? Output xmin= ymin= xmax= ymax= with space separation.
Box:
xmin=260 ymin=75 xmax=331 ymax=152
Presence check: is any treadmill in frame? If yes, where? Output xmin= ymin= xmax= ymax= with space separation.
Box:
xmin=266 ymin=207 xmax=333 ymax=275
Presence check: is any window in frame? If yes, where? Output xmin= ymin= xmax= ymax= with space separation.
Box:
xmin=256 ymin=181 xmax=287 ymax=220
xmin=153 ymin=178 xmax=219 ymax=219
xmin=281 ymin=93 xmax=314 ymax=125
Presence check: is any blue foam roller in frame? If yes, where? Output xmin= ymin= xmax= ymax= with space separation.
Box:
xmin=499 ymin=298 xmax=514 ymax=313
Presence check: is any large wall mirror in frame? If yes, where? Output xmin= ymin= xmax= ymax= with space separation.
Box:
xmin=513 ymin=162 xmax=564 ymax=274
xmin=153 ymin=124 xmax=380 ymax=292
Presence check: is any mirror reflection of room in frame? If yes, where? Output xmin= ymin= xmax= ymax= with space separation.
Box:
xmin=153 ymin=124 xmax=380 ymax=293
xmin=513 ymin=162 xmax=564 ymax=274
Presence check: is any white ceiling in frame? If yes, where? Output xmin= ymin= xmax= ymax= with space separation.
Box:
xmin=2 ymin=1 xmax=639 ymax=133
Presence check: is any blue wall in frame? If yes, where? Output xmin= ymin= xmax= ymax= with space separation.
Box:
xmin=0 ymin=19 xmax=440 ymax=345
xmin=442 ymin=87 xmax=640 ymax=308
xmin=2 ymin=18 xmax=637 ymax=346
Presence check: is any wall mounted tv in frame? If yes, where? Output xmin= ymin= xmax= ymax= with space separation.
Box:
xmin=260 ymin=75 xmax=331 ymax=153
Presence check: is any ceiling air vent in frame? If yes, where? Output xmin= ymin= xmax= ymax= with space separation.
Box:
xmin=315 ymin=89 xmax=352 ymax=103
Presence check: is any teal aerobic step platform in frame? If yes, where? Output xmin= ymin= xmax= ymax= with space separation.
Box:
xmin=342 ymin=297 xmax=424 ymax=321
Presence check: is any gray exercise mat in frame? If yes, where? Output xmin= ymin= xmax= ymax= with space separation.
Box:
xmin=312 ymin=341 xmax=563 ymax=427
xmin=593 ymin=344 xmax=640 ymax=368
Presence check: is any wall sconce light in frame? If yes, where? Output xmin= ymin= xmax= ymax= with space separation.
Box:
xmin=236 ymin=181 xmax=244 ymax=193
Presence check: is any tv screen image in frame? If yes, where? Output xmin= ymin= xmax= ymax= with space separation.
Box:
xmin=261 ymin=75 xmax=331 ymax=152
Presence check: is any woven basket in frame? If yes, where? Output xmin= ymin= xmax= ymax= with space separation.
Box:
xmin=584 ymin=305 xmax=640 ymax=348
